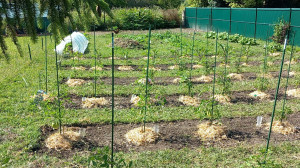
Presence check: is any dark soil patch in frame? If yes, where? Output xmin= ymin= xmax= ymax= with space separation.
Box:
xmin=63 ymin=87 xmax=297 ymax=110
xmin=37 ymin=113 xmax=300 ymax=158
xmin=110 ymin=38 xmax=145 ymax=49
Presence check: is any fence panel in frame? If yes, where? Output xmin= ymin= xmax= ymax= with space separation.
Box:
xmin=185 ymin=7 xmax=300 ymax=45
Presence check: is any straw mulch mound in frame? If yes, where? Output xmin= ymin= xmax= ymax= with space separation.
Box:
xmin=284 ymin=60 xmax=297 ymax=65
xmin=82 ymin=97 xmax=109 ymax=108
xmin=241 ymin=63 xmax=250 ymax=67
xmin=66 ymin=79 xmax=85 ymax=87
xmin=227 ymin=73 xmax=243 ymax=81
xmin=45 ymin=131 xmax=81 ymax=150
xmin=270 ymin=52 xmax=281 ymax=57
xmin=178 ymin=95 xmax=199 ymax=106
xmin=196 ymin=122 xmax=227 ymax=141
xmin=192 ymin=76 xmax=213 ymax=83
xmin=130 ymin=95 xmax=141 ymax=106
xmin=258 ymin=73 xmax=273 ymax=79
xmin=137 ymin=78 xmax=153 ymax=85
xmin=287 ymin=89 xmax=300 ymax=98
xmin=289 ymin=71 xmax=296 ymax=77
xmin=125 ymin=127 xmax=159 ymax=146
xmin=267 ymin=62 xmax=274 ymax=66
xmin=71 ymin=66 xmax=86 ymax=70
xmin=192 ymin=64 xmax=203 ymax=69
xmin=118 ymin=66 xmax=134 ymax=71
xmin=214 ymin=95 xmax=231 ymax=104
xmin=89 ymin=66 xmax=103 ymax=71
xmin=249 ymin=91 xmax=270 ymax=100
xmin=219 ymin=63 xmax=230 ymax=68
xmin=264 ymin=121 xmax=295 ymax=135
xmin=168 ymin=65 xmax=179 ymax=70
xmin=172 ymin=78 xmax=181 ymax=84
xmin=145 ymin=67 xmax=161 ymax=71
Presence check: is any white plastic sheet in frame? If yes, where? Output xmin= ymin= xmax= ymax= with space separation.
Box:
xmin=55 ymin=32 xmax=89 ymax=55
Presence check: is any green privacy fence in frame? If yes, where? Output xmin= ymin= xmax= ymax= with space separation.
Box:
xmin=184 ymin=7 xmax=300 ymax=45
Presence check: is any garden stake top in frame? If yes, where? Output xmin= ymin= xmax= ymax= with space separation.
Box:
xmin=143 ymin=26 xmax=152 ymax=132
xmin=264 ymin=34 xmax=289 ymax=163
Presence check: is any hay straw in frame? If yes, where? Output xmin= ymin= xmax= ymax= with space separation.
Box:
xmin=125 ymin=127 xmax=159 ymax=146
xmin=270 ymin=52 xmax=281 ymax=57
xmin=82 ymin=97 xmax=109 ymax=108
xmin=137 ymin=78 xmax=153 ymax=85
xmin=172 ymin=78 xmax=181 ymax=84
xmin=227 ymin=73 xmax=243 ymax=80
xmin=192 ymin=76 xmax=213 ymax=83
xmin=66 ymin=79 xmax=85 ymax=87
xmin=192 ymin=64 xmax=203 ymax=69
xmin=258 ymin=73 xmax=273 ymax=79
xmin=168 ymin=65 xmax=179 ymax=70
xmin=71 ymin=66 xmax=86 ymax=70
xmin=45 ymin=131 xmax=81 ymax=150
xmin=214 ymin=94 xmax=231 ymax=104
xmin=264 ymin=121 xmax=295 ymax=135
xmin=196 ymin=122 xmax=227 ymax=141
xmin=249 ymin=90 xmax=270 ymax=100
xmin=289 ymin=71 xmax=296 ymax=77
xmin=178 ymin=95 xmax=199 ymax=106
xmin=89 ymin=66 xmax=103 ymax=71
xmin=118 ymin=66 xmax=134 ymax=71
xmin=267 ymin=62 xmax=274 ymax=66
xmin=284 ymin=60 xmax=297 ymax=65
xmin=241 ymin=63 xmax=250 ymax=67
xmin=130 ymin=95 xmax=141 ymax=106
xmin=145 ymin=67 xmax=161 ymax=71
xmin=219 ymin=63 xmax=230 ymax=67
xmin=287 ymin=89 xmax=300 ymax=98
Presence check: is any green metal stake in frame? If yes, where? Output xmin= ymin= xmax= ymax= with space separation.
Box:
xmin=180 ymin=23 xmax=183 ymax=57
xmin=42 ymin=38 xmax=43 ymax=50
xmin=211 ymin=29 xmax=218 ymax=121
xmin=54 ymin=40 xmax=62 ymax=134
xmin=143 ymin=26 xmax=152 ymax=132
xmin=189 ymin=30 xmax=196 ymax=96
xmin=224 ymin=32 xmax=229 ymax=77
xmin=264 ymin=35 xmax=289 ymax=162
xmin=38 ymin=72 xmax=41 ymax=90
xmin=45 ymin=30 xmax=48 ymax=93
xmin=262 ymin=30 xmax=270 ymax=90
xmin=281 ymin=33 xmax=295 ymax=122
xmin=28 ymin=44 xmax=32 ymax=61
xmin=111 ymin=33 xmax=115 ymax=167
xmin=94 ymin=24 xmax=97 ymax=97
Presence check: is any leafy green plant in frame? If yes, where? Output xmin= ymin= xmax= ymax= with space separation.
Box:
xmin=254 ymin=77 xmax=269 ymax=92
xmin=180 ymin=74 xmax=193 ymax=96
xmin=201 ymin=55 xmax=213 ymax=75
xmin=272 ymin=19 xmax=290 ymax=44
xmin=197 ymin=99 xmax=220 ymax=121
xmin=88 ymin=147 xmax=132 ymax=168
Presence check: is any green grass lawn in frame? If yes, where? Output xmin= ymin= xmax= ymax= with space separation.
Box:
xmin=0 ymin=29 xmax=300 ymax=167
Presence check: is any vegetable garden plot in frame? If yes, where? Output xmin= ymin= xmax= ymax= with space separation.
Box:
xmin=37 ymin=112 xmax=300 ymax=155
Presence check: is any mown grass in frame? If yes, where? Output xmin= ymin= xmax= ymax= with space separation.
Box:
xmin=0 ymin=29 xmax=299 ymax=167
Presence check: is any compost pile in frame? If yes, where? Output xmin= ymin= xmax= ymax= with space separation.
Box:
xmin=113 ymin=38 xmax=144 ymax=49
xmin=196 ymin=122 xmax=227 ymax=141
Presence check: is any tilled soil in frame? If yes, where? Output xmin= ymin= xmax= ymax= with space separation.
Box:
xmin=37 ymin=113 xmax=300 ymax=158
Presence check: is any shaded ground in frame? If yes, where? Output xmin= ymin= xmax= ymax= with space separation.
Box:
xmin=37 ymin=113 xmax=300 ymax=158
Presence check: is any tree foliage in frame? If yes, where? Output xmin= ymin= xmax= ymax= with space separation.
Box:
xmin=0 ymin=0 xmax=113 ymax=61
